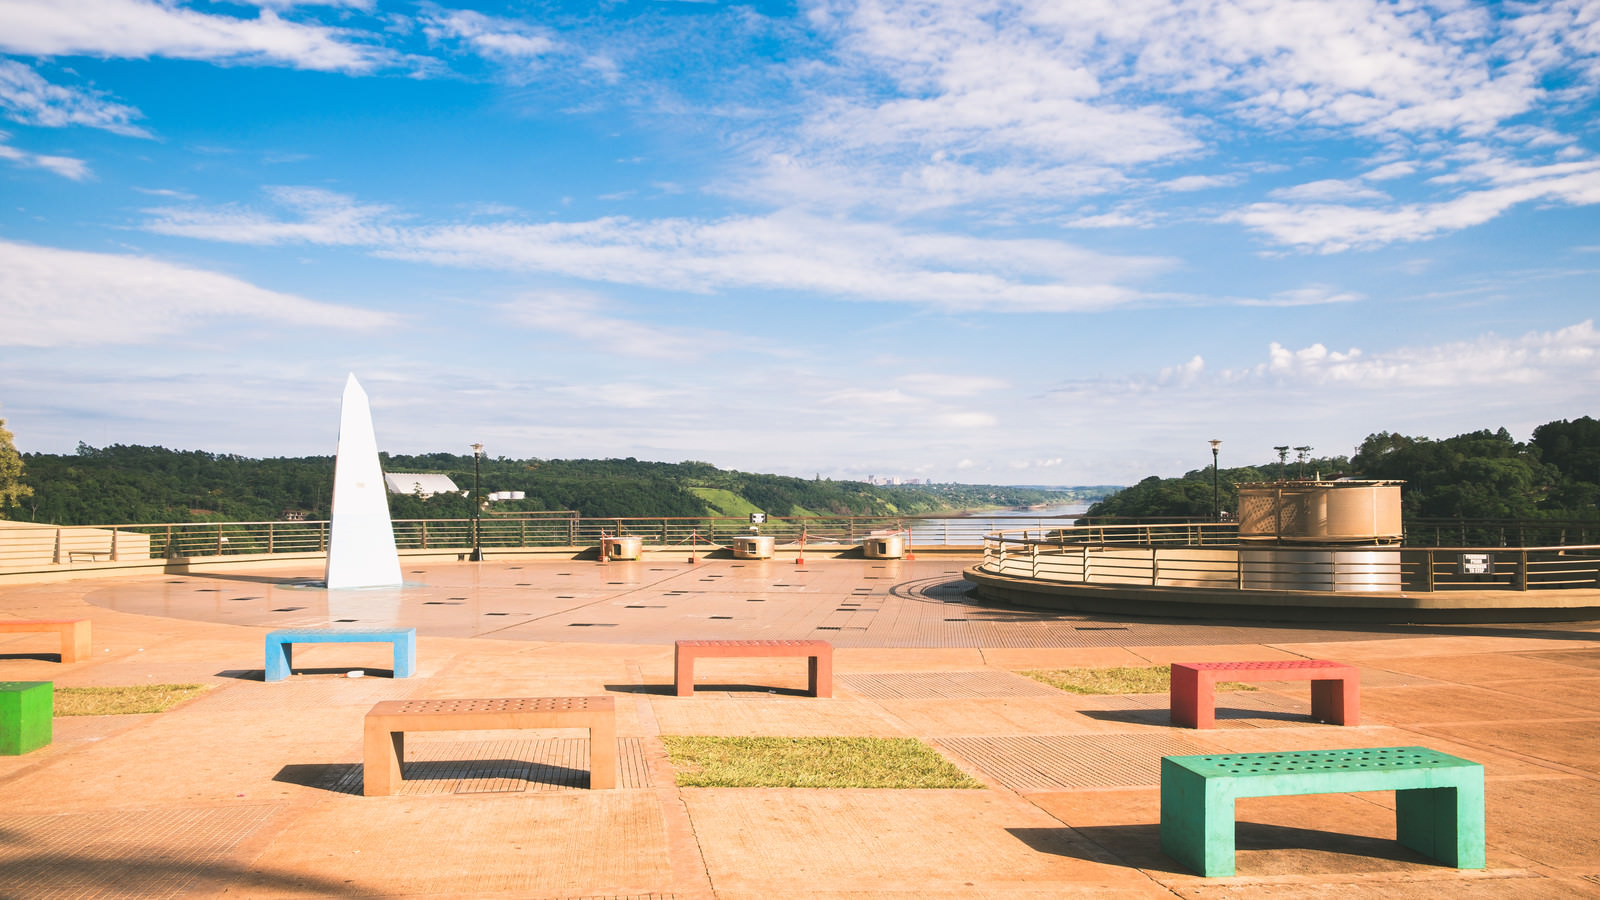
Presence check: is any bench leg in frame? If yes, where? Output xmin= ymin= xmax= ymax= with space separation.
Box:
xmin=1396 ymin=780 xmax=1485 ymax=869
xmin=393 ymin=634 xmax=416 ymax=678
xmin=63 ymin=621 xmax=91 ymax=663
xmin=588 ymin=715 xmax=617 ymax=789
xmin=809 ymin=652 xmax=832 ymax=698
xmin=264 ymin=639 xmax=292 ymax=682
xmin=363 ymin=725 xmax=404 ymax=796
xmin=1170 ymin=667 xmax=1214 ymax=728
xmin=1310 ymin=676 xmax=1359 ymax=725
xmin=674 ymin=647 xmax=695 ymax=697
xmin=1160 ymin=758 xmax=1235 ymax=876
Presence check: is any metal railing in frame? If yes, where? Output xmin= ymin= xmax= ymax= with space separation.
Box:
xmin=980 ymin=523 xmax=1600 ymax=593
xmin=0 ymin=513 xmax=994 ymax=569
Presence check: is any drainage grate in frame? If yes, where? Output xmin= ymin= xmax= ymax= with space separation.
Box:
xmin=937 ymin=733 xmax=1215 ymax=790
xmin=840 ymin=671 xmax=1064 ymax=699
xmin=0 ymin=805 xmax=278 ymax=898
xmin=568 ymin=623 xmax=618 ymax=628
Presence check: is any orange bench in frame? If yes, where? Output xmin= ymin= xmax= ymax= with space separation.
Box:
xmin=362 ymin=696 xmax=616 ymax=796
xmin=674 ymin=639 xmax=833 ymax=697
xmin=0 ymin=618 xmax=91 ymax=663
xmin=1170 ymin=660 xmax=1359 ymax=729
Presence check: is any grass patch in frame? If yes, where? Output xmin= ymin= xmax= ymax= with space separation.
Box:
xmin=1021 ymin=666 xmax=1257 ymax=695
xmin=688 ymin=487 xmax=765 ymax=519
xmin=662 ymin=736 xmax=985 ymax=789
xmin=53 ymin=684 xmax=210 ymax=716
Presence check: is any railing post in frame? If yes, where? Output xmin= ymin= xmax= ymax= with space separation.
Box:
xmin=1517 ymin=550 xmax=1529 ymax=591
xmin=267 ymin=523 xmax=275 ymax=555
xmin=216 ymin=524 xmax=224 ymax=556
xmin=52 ymin=528 xmax=62 ymax=565
xmin=1425 ymin=549 xmax=1435 ymax=592
xmin=1082 ymin=544 xmax=1090 ymax=583
xmin=110 ymin=527 xmax=120 ymax=561
xmin=1151 ymin=546 xmax=1159 ymax=586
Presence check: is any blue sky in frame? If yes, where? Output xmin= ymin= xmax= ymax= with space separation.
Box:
xmin=1 ymin=0 xmax=1597 ymax=486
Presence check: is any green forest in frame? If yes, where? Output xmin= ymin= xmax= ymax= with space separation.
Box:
xmin=1 ymin=441 xmax=1098 ymax=526
xmin=1086 ymin=417 xmax=1600 ymax=521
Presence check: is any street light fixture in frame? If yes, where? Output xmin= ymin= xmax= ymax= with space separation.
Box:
xmin=1209 ymin=439 xmax=1222 ymax=524
xmin=470 ymin=442 xmax=484 ymax=562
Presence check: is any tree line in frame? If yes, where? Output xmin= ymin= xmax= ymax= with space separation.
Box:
xmin=1 ymin=442 xmax=1087 ymax=525
xmin=1086 ymin=417 xmax=1600 ymax=521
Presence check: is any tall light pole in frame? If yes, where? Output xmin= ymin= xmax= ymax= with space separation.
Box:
xmin=470 ymin=442 xmax=483 ymax=562
xmin=1209 ymin=439 xmax=1222 ymax=523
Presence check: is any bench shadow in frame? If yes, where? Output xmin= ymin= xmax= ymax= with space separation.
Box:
xmin=0 ymin=652 xmax=62 ymax=663
xmin=274 ymin=758 xmax=596 ymax=795
xmin=274 ymin=763 xmax=362 ymax=794
xmin=1010 ymin=823 xmax=1441 ymax=873
xmin=606 ymin=681 xmax=812 ymax=696
xmin=681 ymin=682 xmax=816 ymax=696
xmin=605 ymin=683 xmax=675 ymax=695
xmin=1079 ymin=707 xmax=1317 ymax=727
xmin=216 ymin=667 xmax=399 ymax=681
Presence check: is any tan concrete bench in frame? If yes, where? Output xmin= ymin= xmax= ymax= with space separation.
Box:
xmin=674 ymin=639 xmax=833 ymax=697
xmin=0 ymin=618 xmax=91 ymax=663
xmin=362 ymin=696 xmax=616 ymax=796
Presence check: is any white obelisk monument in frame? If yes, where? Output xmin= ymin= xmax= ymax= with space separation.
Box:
xmin=325 ymin=374 xmax=403 ymax=589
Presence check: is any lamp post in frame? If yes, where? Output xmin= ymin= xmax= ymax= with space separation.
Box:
xmin=1209 ymin=439 xmax=1222 ymax=523
xmin=470 ymin=442 xmax=483 ymax=561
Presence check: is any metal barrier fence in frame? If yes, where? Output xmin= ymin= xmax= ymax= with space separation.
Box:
xmin=981 ymin=524 xmax=1600 ymax=593
xmin=0 ymin=514 xmax=958 ymax=568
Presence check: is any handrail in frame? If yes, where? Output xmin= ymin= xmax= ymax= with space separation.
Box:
xmin=979 ymin=524 xmax=1600 ymax=594
xmin=0 ymin=513 xmax=1034 ymax=569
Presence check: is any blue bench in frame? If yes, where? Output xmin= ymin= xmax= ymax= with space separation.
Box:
xmin=1161 ymin=746 xmax=1485 ymax=877
xmin=264 ymin=628 xmax=416 ymax=683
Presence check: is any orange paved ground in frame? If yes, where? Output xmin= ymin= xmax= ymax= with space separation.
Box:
xmin=2 ymin=556 xmax=1599 ymax=899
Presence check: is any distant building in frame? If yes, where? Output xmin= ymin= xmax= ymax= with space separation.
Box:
xmin=383 ymin=473 xmax=460 ymax=498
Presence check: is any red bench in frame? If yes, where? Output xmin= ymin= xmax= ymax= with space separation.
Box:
xmin=674 ymin=639 xmax=833 ymax=697
xmin=0 ymin=618 xmax=91 ymax=663
xmin=1170 ymin=660 xmax=1359 ymax=729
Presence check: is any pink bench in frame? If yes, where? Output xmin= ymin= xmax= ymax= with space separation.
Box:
xmin=1170 ymin=660 xmax=1359 ymax=729
xmin=0 ymin=618 xmax=91 ymax=663
xmin=674 ymin=639 xmax=833 ymax=697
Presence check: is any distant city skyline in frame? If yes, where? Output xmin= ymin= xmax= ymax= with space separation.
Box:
xmin=1 ymin=1 xmax=1596 ymax=485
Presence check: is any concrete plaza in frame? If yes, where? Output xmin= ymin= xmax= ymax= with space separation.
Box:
xmin=2 ymin=556 xmax=1598 ymax=898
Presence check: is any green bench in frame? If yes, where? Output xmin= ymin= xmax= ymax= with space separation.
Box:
xmin=1 ymin=681 xmax=53 ymax=755
xmin=1161 ymin=746 xmax=1485 ymax=877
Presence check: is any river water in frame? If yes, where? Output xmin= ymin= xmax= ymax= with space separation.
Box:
xmin=907 ymin=502 xmax=1090 ymax=545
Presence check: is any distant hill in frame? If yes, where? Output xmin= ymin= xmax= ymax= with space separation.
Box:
xmin=5 ymin=444 xmax=1097 ymax=525
xmin=1087 ymin=418 xmax=1600 ymax=521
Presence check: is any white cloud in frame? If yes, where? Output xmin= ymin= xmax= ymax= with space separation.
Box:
xmin=1237 ymin=285 xmax=1364 ymax=307
xmin=0 ymin=0 xmax=391 ymax=72
xmin=420 ymin=8 xmax=620 ymax=85
xmin=757 ymin=0 xmax=1600 ymax=219
xmin=498 ymin=292 xmax=708 ymax=360
xmin=0 ymin=132 xmax=90 ymax=179
xmin=0 ymin=60 xmax=151 ymax=137
xmin=894 ymin=373 xmax=1009 ymax=397
xmin=144 ymin=189 xmax=1176 ymax=313
xmin=1268 ymin=178 xmax=1388 ymax=202
xmin=1223 ymin=157 xmax=1600 ymax=252
xmin=936 ymin=411 xmax=997 ymax=428
xmin=0 ymin=238 xmax=397 ymax=347
xmin=1223 ymin=320 xmax=1600 ymax=390
xmin=1163 ymin=174 xmax=1239 ymax=192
